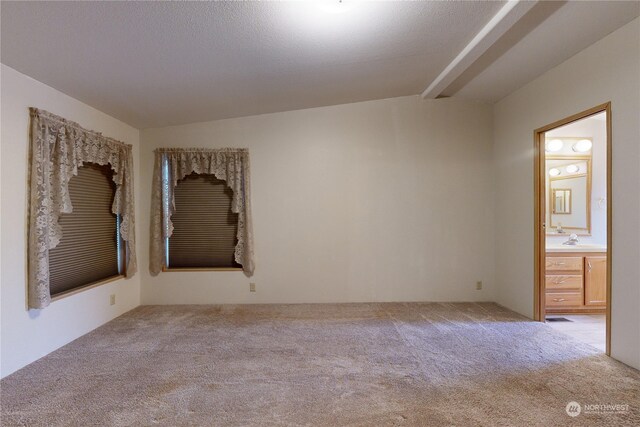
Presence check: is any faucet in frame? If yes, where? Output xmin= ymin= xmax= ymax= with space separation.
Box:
xmin=563 ymin=234 xmax=579 ymax=245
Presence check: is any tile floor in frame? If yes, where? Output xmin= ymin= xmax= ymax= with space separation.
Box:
xmin=545 ymin=314 xmax=606 ymax=352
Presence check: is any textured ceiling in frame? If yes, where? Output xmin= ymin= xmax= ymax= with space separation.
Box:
xmin=443 ymin=1 xmax=640 ymax=103
xmin=0 ymin=1 xmax=504 ymax=128
xmin=1 ymin=1 xmax=638 ymax=129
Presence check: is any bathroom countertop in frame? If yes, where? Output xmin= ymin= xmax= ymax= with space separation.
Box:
xmin=546 ymin=244 xmax=607 ymax=253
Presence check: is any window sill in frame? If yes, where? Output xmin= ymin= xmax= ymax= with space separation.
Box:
xmin=50 ymin=274 xmax=125 ymax=302
xmin=162 ymin=267 xmax=243 ymax=272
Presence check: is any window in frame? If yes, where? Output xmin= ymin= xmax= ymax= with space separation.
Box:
xmin=48 ymin=163 xmax=123 ymax=296
xmin=166 ymin=172 xmax=241 ymax=269
xmin=149 ymin=148 xmax=253 ymax=276
xmin=28 ymin=108 xmax=136 ymax=309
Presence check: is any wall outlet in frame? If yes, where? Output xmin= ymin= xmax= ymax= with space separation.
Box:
xmin=476 ymin=281 xmax=482 ymax=290
xmin=249 ymin=283 xmax=256 ymax=292
xmin=110 ymin=294 xmax=116 ymax=305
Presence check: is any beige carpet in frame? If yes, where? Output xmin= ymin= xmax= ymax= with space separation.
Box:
xmin=2 ymin=302 xmax=639 ymax=426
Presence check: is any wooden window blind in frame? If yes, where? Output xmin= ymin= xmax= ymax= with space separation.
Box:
xmin=48 ymin=163 xmax=122 ymax=296
xmin=168 ymin=173 xmax=240 ymax=268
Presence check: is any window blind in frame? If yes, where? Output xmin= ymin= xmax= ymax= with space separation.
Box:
xmin=168 ymin=173 xmax=240 ymax=268
xmin=48 ymin=163 xmax=121 ymax=295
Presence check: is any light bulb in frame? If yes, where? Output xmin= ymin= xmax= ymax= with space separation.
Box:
xmin=549 ymin=168 xmax=561 ymax=177
xmin=546 ymin=139 xmax=563 ymax=152
xmin=566 ymin=164 xmax=579 ymax=174
xmin=573 ymin=139 xmax=592 ymax=152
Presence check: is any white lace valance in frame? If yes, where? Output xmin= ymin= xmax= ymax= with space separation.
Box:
xmin=149 ymin=148 xmax=254 ymax=276
xmin=28 ymin=108 xmax=137 ymax=309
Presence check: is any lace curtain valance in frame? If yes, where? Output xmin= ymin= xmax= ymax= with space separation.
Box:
xmin=149 ymin=148 xmax=254 ymax=276
xmin=28 ymin=108 xmax=137 ymax=309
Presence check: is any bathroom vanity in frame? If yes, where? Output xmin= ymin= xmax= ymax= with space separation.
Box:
xmin=545 ymin=246 xmax=607 ymax=313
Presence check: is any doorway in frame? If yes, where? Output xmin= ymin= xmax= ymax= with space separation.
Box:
xmin=534 ymin=103 xmax=611 ymax=355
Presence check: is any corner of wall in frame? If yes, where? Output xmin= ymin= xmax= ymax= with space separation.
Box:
xmin=0 ymin=64 xmax=143 ymax=378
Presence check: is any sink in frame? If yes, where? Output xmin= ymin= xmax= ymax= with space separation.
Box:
xmin=546 ymin=244 xmax=607 ymax=253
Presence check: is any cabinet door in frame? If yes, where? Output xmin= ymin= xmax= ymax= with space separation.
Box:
xmin=585 ymin=256 xmax=607 ymax=306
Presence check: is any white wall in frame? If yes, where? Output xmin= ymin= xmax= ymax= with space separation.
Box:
xmin=0 ymin=65 xmax=142 ymax=378
xmin=493 ymin=18 xmax=640 ymax=369
xmin=140 ymin=96 xmax=496 ymax=306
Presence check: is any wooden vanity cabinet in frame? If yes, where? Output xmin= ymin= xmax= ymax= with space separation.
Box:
xmin=545 ymin=252 xmax=606 ymax=313
xmin=584 ymin=256 xmax=607 ymax=306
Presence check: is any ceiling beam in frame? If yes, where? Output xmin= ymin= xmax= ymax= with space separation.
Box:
xmin=421 ymin=0 xmax=538 ymax=99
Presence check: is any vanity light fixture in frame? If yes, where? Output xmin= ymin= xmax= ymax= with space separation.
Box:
xmin=545 ymin=139 xmax=563 ymax=152
xmin=566 ymin=164 xmax=580 ymax=174
xmin=573 ymin=139 xmax=593 ymax=152
xmin=549 ymin=168 xmax=561 ymax=177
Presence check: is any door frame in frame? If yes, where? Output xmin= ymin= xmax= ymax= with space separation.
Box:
xmin=533 ymin=102 xmax=612 ymax=355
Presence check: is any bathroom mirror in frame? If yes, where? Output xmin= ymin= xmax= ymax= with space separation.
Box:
xmin=546 ymin=155 xmax=591 ymax=235
xmin=552 ymin=189 xmax=571 ymax=214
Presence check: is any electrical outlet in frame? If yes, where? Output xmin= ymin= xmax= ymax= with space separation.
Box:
xmin=249 ymin=283 xmax=256 ymax=292
xmin=476 ymin=281 xmax=482 ymax=290
xmin=110 ymin=294 xmax=116 ymax=305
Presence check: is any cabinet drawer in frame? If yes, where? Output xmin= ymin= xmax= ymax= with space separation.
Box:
xmin=546 ymin=291 xmax=582 ymax=308
xmin=546 ymin=257 xmax=583 ymax=272
xmin=546 ymin=275 xmax=582 ymax=290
